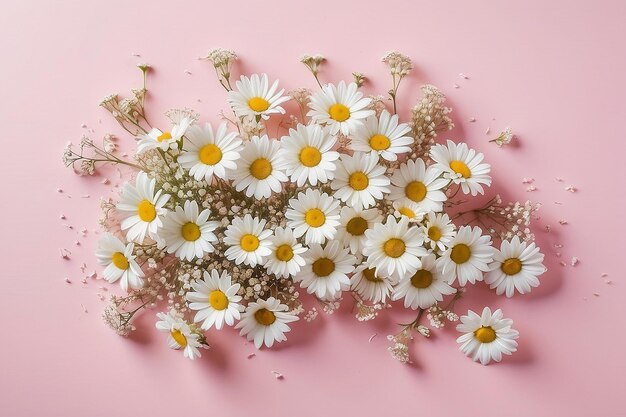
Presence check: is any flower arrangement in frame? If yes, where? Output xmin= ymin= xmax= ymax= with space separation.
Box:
xmin=63 ymin=49 xmax=546 ymax=365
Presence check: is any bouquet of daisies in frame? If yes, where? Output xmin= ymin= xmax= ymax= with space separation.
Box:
xmin=63 ymin=49 xmax=546 ymax=365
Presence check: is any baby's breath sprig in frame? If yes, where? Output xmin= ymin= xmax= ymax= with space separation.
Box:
xmin=202 ymin=48 xmax=237 ymax=91
xmin=62 ymin=136 xmax=143 ymax=175
xmin=381 ymin=50 xmax=413 ymax=114
xmin=300 ymin=54 xmax=326 ymax=88
xmin=409 ymin=85 xmax=454 ymax=158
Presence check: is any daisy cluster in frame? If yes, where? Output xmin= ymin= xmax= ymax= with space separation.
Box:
xmin=64 ymin=49 xmax=546 ymax=365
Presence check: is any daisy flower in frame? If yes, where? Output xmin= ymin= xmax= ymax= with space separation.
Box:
xmin=264 ymin=227 xmax=307 ymax=278
xmin=223 ymin=214 xmax=272 ymax=267
xmin=232 ymin=135 xmax=288 ymax=199
xmin=155 ymin=310 xmax=204 ymax=360
xmin=430 ymin=140 xmax=492 ymax=196
xmin=116 ymin=172 xmax=170 ymax=243
xmin=485 ymin=236 xmax=546 ymax=297
xmin=351 ymin=262 xmax=394 ymax=303
xmin=297 ymin=241 xmax=356 ymax=300
xmin=235 ymin=297 xmax=299 ymax=349
xmin=178 ymin=122 xmax=242 ymax=182
xmin=437 ymin=225 xmax=494 ymax=286
xmin=391 ymin=254 xmax=456 ymax=309
xmin=422 ymin=212 xmax=456 ymax=252
xmin=279 ymin=123 xmax=339 ymax=186
xmin=349 ymin=110 xmax=413 ymax=161
xmin=160 ymin=200 xmax=219 ymax=261
xmin=95 ymin=233 xmax=144 ymax=292
xmin=228 ymin=73 xmax=290 ymax=120
xmin=456 ymin=307 xmax=519 ymax=365
xmin=137 ymin=117 xmax=192 ymax=154
xmin=307 ymin=81 xmax=374 ymax=135
xmin=363 ymin=215 xmax=428 ymax=281
xmin=335 ymin=206 xmax=382 ymax=255
xmin=285 ymin=188 xmax=340 ymax=245
xmin=186 ymin=270 xmax=243 ymax=330
xmin=331 ymin=152 xmax=390 ymax=210
xmin=392 ymin=199 xmax=426 ymax=223
xmin=389 ymin=159 xmax=448 ymax=212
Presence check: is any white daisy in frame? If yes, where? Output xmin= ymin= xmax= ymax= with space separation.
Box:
xmin=430 ymin=140 xmax=492 ymax=196
xmin=351 ymin=261 xmax=394 ymax=303
xmin=285 ymin=188 xmax=340 ymax=245
xmin=456 ymin=307 xmax=519 ymax=365
xmin=116 ymin=172 xmax=170 ymax=243
xmin=389 ymin=159 xmax=448 ymax=212
xmin=178 ymin=122 xmax=242 ymax=182
xmin=264 ymin=227 xmax=307 ymax=278
xmin=297 ymin=241 xmax=356 ymax=300
xmin=279 ymin=123 xmax=339 ymax=186
xmin=137 ymin=117 xmax=192 ymax=154
xmin=155 ymin=310 xmax=204 ymax=360
xmin=228 ymin=73 xmax=290 ymax=120
xmin=391 ymin=254 xmax=456 ymax=309
xmin=235 ymin=297 xmax=299 ymax=349
xmin=392 ymin=199 xmax=426 ymax=223
xmin=349 ymin=110 xmax=413 ymax=161
xmin=232 ymin=135 xmax=288 ymax=199
xmin=223 ymin=214 xmax=272 ymax=267
xmin=331 ymin=152 xmax=390 ymax=210
xmin=485 ymin=236 xmax=546 ymax=297
xmin=186 ymin=270 xmax=243 ymax=330
xmin=335 ymin=206 xmax=383 ymax=255
xmin=307 ymin=81 xmax=374 ymax=135
xmin=363 ymin=215 xmax=428 ymax=281
xmin=160 ymin=200 xmax=219 ymax=261
xmin=437 ymin=226 xmax=494 ymax=286
xmin=95 ymin=233 xmax=144 ymax=292
xmin=422 ymin=212 xmax=456 ymax=252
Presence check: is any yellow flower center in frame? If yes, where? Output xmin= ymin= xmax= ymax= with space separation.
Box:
xmin=449 ymin=160 xmax=471 ymax=178
xmin=275 ymin=244 xmax=294 ymax=261
xmin=328 ymin=103 xmax=350 ymax=122
xmin=250 ymin=158 xmax=272 ymax=180
xmin=362 ymin=268 xmax=383 ymax=283
xmin=209 ymin=290 xmax=229 ymax=310
xmin=305 ymin=208 xmax=326 ymax=227
xmin=248 ymin=97 xmax=270 ymax=112
xmin=157 ymin=131 xmax=173 ymax=142
xmin=349 ymin=172 xmax=369 ymax=191
xmin=410 ymin=269 xmax=433 ymax=289
xmin=399 ymin=207 xmax=416 ymax=219
xmin=450 ymin=243 xmax=471 ymax=264
xmin=369 ymin=134 xmax=391 ymax=151
xmin=405 ymin=181 xmax=427 ymax=202
xmin=501 ymin=258 xmax=523 ymax=275
xmin=181 ymin=222 xmax=201 ymax=241
xmin=299 ymin=146 xmax=322 ymax=167
xmin=474 ymin=326 xmax=497 ymax=343
xmin=428 ymin=226 xmax=442 ymax=241
xmin=137 ymin=199 xmax=157 ymax=222
xmin=346 ymin=216 xmax=368 ymax=236
xmin=254 ymin=308 xmax=276 ymax=326
xmin=170 ymin=329 xmax=187 ymax=347
xmin=312 ymin=258 xmax=335 ymax=277
xmin=198 ymin=144 xmax=223 ymax=165
xmin=240 ymin=234 xmax=260 ymax=252
xmin=111 ymin=252 xmax=129 ymax=270
xmin=383 ymin=238 xmax=406 ymax=258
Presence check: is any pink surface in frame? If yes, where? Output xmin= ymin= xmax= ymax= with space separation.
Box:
xmin=1 ymin=1 xmax=625 ymax=416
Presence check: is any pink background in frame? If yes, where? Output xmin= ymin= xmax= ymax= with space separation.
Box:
xmin=1 ymin=1 xmax=625 ymax=416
